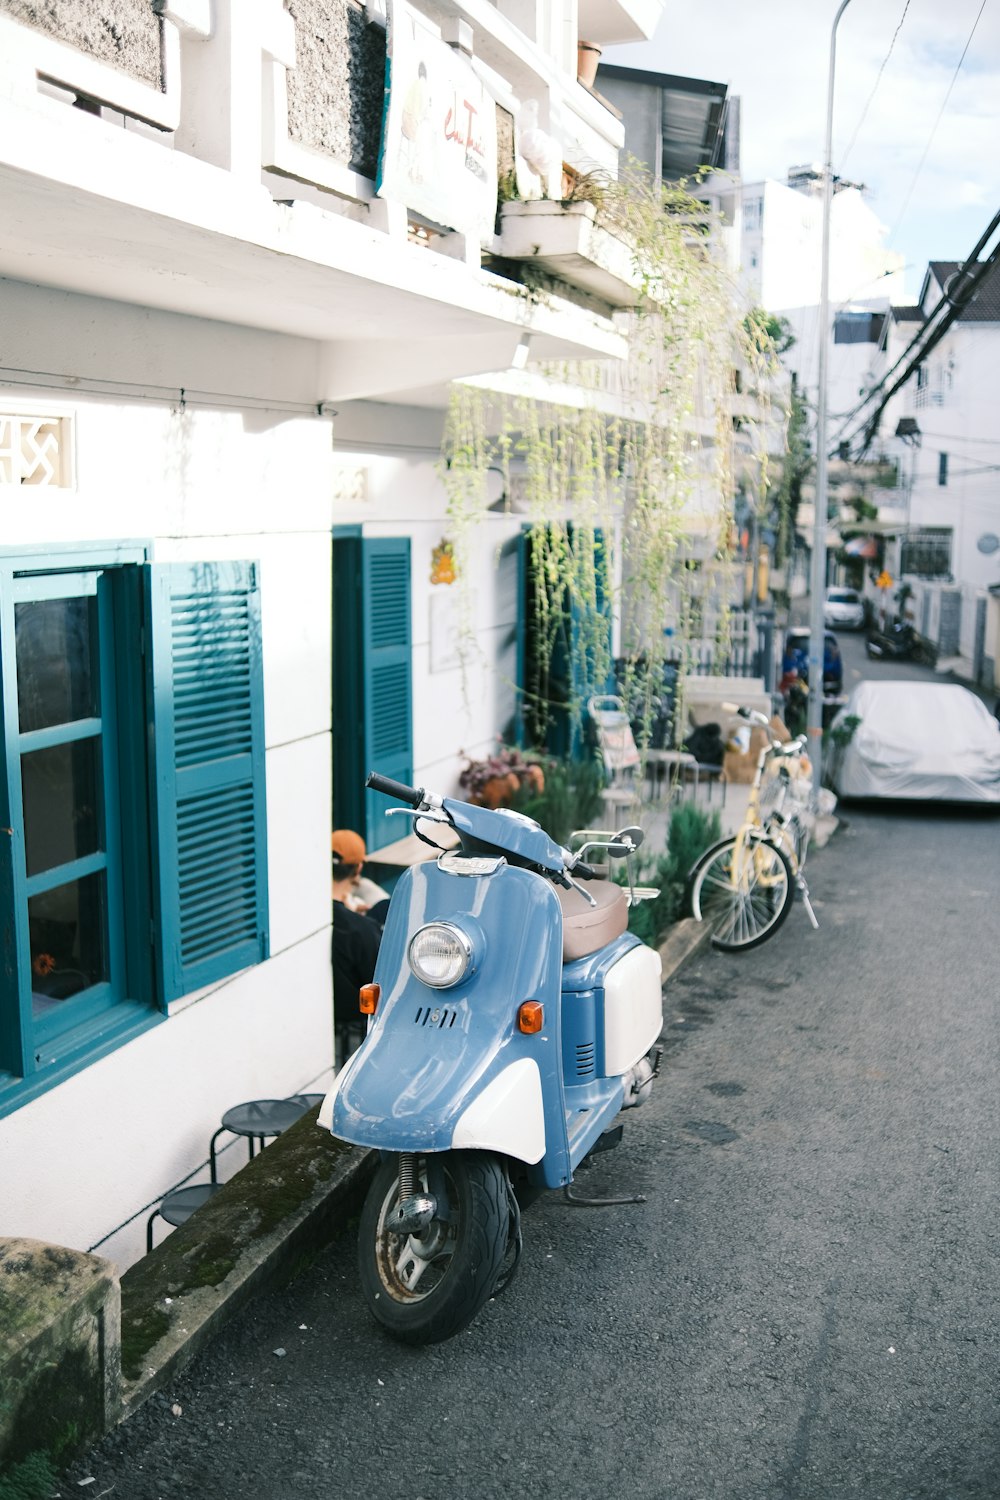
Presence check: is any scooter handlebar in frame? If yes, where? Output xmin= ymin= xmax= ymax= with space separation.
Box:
xmin=365 ymin=771 xmax=426 ymax=808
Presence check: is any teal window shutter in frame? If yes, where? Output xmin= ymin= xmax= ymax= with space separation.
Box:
xmin=146 ymin=560 xmax=269 ymax=1002
xmin=362 ymin=539 xmax=412 ymax=851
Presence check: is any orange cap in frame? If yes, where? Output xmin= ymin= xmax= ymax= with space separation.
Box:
xmin=331 ymin=829 xmax=367 ymax=863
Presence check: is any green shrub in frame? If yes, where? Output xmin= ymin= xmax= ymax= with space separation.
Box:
xmin=512 ymin=754 xmax=606 ymax=846
xmin=614 ymin=802 xmax=722 ymax=946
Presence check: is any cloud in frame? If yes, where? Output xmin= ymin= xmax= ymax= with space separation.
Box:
xmin=604 ymin=0 xmax=1000 ymax=279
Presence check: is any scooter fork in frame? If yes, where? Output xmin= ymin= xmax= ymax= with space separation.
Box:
xmin=387 ymin=1151 xmax=437 ymax=1236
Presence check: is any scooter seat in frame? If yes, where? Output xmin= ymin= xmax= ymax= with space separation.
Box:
xmin=556 ymin=879 xmax=629 ymax=961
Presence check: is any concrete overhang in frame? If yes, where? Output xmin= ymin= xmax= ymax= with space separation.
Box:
xmin=578 ymin=0 xmax=665 ymax=46
xmin=0 ymin=101 xmax=626 ymax=405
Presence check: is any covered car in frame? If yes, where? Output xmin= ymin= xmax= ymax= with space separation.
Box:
xmin=832 ymin=680 xmax=1000 ymax=802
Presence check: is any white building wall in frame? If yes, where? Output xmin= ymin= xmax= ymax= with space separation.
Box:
xmin=331 ymin=402 xmax=525 ymax=793
xmin=741 ymin=180 xmax=906 ymax=313
xmin=902 ymin=325 xmax=1000 ymax=593
xmin=0 ymin=283 xmax=338 ymax=1270
xmin=876 ymin=291 xmax=1000 ymax=683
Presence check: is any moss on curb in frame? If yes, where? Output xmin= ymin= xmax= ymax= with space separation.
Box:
xmin=119 ymin=1110 xmax=374 ymax=1405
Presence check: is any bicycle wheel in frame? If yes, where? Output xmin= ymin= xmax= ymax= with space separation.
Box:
xmin=689 ymin=832 xmax=794 ymax=951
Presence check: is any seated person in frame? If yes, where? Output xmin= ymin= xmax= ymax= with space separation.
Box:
xmin=331 ymin=830 xmax=382 ymax=1030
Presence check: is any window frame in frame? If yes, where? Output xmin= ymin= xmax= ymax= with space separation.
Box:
xmin=14 ymin=568 xmax=128 ymax=1058
xmin=0 ymin=542 xmax=270 ymax=1119
xmin=0 ymin=542 xmax=160 ymax=1115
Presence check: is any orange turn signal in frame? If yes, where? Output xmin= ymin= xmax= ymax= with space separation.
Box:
xmin=359 ymin=983 xmax=381 ymax=1015
xmin=518 ymin=1000 xmax=544 ymax=1035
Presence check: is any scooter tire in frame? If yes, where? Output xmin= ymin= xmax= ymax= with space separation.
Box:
xmin=358 ymin=1150 xmax=511 ymax=1345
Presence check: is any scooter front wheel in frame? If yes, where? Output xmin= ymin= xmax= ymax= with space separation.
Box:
xmin=358 ymin=1150 xmax=510 ymax=1345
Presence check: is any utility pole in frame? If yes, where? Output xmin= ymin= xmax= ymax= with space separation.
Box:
xmin=808 ymin=0 xmax=854 ymax=791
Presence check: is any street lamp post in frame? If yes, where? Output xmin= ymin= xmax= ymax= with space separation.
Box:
xmin=808 ymin=0 xmax=854 ymax=790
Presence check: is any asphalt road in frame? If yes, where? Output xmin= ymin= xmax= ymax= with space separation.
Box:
xmin=65 ymin=654 xmax=1000 ymax=1500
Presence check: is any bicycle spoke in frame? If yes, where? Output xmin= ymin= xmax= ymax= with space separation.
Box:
xmin=691 ymin=835 xmax=794 ymax=952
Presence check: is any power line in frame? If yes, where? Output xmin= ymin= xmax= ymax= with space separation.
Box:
xmin=840 ymin=0 xmax=912 ymax=171
xmin=885 ymin=0 xmax=988 ymax=251
xmin=907 ymin=430 xmax=1000 ymax=447
xmin=832 ymin=207 xmax=1000 ymax=455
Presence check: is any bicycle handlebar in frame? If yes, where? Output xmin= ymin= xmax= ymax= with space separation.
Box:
xmin=769 ymin=736 xmax=807 ymax=757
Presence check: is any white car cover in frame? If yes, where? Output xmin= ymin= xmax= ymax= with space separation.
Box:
xmin=833 ymin=680 xmax=1000 ymax=801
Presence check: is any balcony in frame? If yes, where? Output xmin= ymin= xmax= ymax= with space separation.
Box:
xmin=0 ymin=2 xmax=629 ymax=403
xmin=498 ymin=199 xmax=644 ymax=308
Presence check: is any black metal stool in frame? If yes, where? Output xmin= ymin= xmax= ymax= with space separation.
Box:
xmin=146 ymin=1181 xmax=222 ymax=1253
xmin=289 ymin=1093 xmax=325 ymax=1111
xmin=208 ymin=1096 xmax=316 ymax=1183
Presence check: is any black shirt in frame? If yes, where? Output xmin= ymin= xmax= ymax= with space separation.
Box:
xmin=331 ymin=901 xmax=381 ymax=1025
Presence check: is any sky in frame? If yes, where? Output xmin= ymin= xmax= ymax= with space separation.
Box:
xmin=604 ymin=0 xmax=1000 ymax=302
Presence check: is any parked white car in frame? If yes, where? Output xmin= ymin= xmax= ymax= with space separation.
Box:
xmin=832 ymin=680 xmax=1000 ymax=802
xmin=824 ymin=587 xmax=865 ymax=630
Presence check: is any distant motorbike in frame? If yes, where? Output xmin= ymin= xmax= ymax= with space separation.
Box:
xmin=865 ymin=622 xmax=933 ymax=664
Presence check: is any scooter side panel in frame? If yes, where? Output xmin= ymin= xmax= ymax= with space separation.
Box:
xmin=330 ymin=862 xmax=569 ymax=1170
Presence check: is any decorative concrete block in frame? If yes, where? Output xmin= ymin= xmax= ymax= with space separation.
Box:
xmin=0 ymin=1239 xmax=121 ymax=1469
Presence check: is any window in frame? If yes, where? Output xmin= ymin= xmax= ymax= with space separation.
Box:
xmin=0 ymin=413 xmax=73 ymax=487
xmin=900 ymin=529 xmax=952 ymax=579
xmin=0 ymin=551 xmax=268 ymax=1114
xmin=834 ymin=312 xmax=885 ymax=345
xmin=938 ymin=452 xmax=948 ymax=487
xmin=332 ymin=536 xmax=413 ymax=853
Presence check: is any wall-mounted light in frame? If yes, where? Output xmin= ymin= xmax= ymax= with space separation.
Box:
xmin=511 ymin=333 xmax=533 ymax=371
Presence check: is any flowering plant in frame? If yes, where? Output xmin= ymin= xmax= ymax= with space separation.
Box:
xmin=458 ymin=744 xmax=546 ymax=805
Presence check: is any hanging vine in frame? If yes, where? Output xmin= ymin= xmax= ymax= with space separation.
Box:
xmin=440 ymin=164 xmax=785 ymax=755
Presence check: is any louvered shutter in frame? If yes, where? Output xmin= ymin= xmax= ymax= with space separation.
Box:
xmin=146 ymin=561 xmax=269 ymax=1002
xmin=362 ymin=539 xmax=412 ymax=851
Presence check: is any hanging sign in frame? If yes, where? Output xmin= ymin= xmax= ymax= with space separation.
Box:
xmin=430 ymin=538 xmax=457 ymax=585
xmin=876 ymin=570 xmax=893 ymax=589
xmin=377 ymin=0 xmax=498 ymax=240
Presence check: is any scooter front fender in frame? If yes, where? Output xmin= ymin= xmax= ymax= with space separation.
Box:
xmin=328 ymin=860 xmax=567 ymax=1167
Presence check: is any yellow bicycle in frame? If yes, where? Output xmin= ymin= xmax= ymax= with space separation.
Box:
xmin=688 ymin=708 xmax=820 ymax=951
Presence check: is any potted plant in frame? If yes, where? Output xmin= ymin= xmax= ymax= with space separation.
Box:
xmin=459 ymin=745 xmax=545 ymax=807
xmin=577 ymin=40 xmax=602 ymax=88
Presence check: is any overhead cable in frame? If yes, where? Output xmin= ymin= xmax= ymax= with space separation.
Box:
xmin=885 ymin=0 xmax=988 ymax=252
xmin=839 ymin=0 xmax=912 ymax=171
xmin=832 ymin=207 xmax=1000 ymax=456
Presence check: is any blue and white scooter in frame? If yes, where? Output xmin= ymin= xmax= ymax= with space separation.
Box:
xmin=318 ymin=771 xmax=664 ymax=1344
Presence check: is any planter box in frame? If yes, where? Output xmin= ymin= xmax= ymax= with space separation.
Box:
xmin=498 ymin=199 xmax=644 ymax=309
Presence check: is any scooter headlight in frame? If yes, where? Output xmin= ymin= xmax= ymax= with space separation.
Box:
xmin=407 ymin=923 xmax=472 ymax=988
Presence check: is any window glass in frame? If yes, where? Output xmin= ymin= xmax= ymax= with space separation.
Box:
xmin=29 ymin=873 xmax=109 ymax=1015
xmin=15 ymin=596 xmax=97 ymax=732
xmin=20 ymin=739 xmax=102 ymax=878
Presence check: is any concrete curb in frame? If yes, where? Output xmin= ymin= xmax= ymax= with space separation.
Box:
xmin=117 ymin=916 xmax=715 ymax=1419
xmin=120 ymin=1122 xmax=375 ymax=1414
xmin=657 ymin=915 xmax=714 ymax=979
